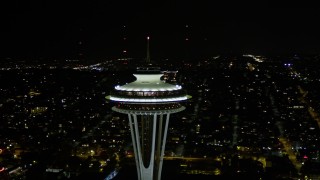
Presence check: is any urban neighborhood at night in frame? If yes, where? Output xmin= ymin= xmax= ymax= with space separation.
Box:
xmin=1 ymin=1 xmax=320 ymax=180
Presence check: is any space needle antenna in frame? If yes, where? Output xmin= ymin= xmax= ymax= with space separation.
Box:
xmin=146 ymin=36 xmax=150 ymax=63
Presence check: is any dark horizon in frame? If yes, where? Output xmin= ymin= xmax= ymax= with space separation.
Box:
xmin=1 ymin=1 xmax=320 ymax=60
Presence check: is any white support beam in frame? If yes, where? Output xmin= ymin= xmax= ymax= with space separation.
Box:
xmin=128 ymin=114 xmax=141 ymax=180
xmin=158 ymin=113 xmax=170 ymax=180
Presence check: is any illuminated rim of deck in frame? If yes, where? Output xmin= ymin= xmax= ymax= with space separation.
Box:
xmin=112 ymin=106 xmax=186 ymax=114
xmin=115 ymin=85 xmax=182 ymax=91
xmin=106 ymin=95 xmax=191 ymax=103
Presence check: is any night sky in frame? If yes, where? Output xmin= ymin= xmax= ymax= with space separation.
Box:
xmin=1 ymin=1 xmax=320 ymax=60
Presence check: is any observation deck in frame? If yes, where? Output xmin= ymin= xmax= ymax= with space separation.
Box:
xmin=106 ymin=67 xmax=191 ymax=113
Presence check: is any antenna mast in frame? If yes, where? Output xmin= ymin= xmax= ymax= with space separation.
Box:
xmin=146 ymin=36 xmax=150 ymax=63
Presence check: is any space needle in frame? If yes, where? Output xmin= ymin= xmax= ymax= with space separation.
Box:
xmin=106 ymin=37 xmax=191 ymax=180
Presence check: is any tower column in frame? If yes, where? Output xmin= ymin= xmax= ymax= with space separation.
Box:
xmin=158 ymin=113 xmax=170 ymax=180
xmin=155 ymin=114 xmax=163 ymax=179
xmin=128 ymin=114 xmax=141 ymax=180
xmin=130 ymin=113 xmax=160 ymax=180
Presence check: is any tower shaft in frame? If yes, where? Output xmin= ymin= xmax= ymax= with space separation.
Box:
xmin=128 ymin=113 xmax=170 ymax=180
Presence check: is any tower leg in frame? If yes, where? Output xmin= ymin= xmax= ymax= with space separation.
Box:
xmin=128 ymin=113 xmax=171 ymax=180
xmin=128 ymin=114 xmax=141 ymax=180
xmin=155 ymin=114 xmax=163 ymax=179
xmin=158 ymin=113 xmax=170 ymax=180
xmin=131 ymin=114 xmax=158 ymax=180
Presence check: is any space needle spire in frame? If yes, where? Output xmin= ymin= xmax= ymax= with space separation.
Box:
xmin=146 ymin=36 xmax=150 ymax=63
